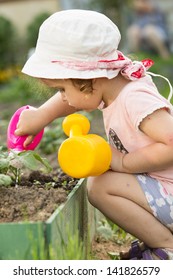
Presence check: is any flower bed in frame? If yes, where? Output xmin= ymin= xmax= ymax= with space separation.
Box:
xmin=0 ymin=169 xmax=90 ymax=259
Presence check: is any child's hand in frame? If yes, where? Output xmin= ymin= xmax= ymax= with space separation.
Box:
xmin=15 ymin=108 xmax=45 ymax=147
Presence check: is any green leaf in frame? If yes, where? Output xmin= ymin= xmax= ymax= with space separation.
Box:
xmin=0 ymin=174 xmax=12 ymax=187
xmin=18 ymin=152 xmax=40 ymax=170
xmin=32 ymin=152 xmax=52 ymax=172
xmin=0 ymin=158 xmax=9 ymax=170
xmin=107 ymin=251 xmax=120 ymax=260
xmin=18 ymin=151 xmax=52 ymax=172
xmin=97 ymin=223 xmax=114 ymax=240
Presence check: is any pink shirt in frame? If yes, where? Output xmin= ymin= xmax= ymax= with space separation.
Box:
xmin=101 ymin=75 xmax=173 ymax=195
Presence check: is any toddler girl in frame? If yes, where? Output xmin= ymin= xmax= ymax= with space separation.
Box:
xmin=15 ymin=9 xmax=173 ymax=260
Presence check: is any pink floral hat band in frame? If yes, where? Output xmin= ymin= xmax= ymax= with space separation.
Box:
xmin=51 ymin=51 xmax=154 ymax=81
xmin=51 ymin=51 xmax=173 ymax=101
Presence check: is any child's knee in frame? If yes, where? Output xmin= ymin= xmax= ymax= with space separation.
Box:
xmin=87 ymin=176 xmax=104 ymax=207
xmin=143 ymin=25 xmax=160 ymax=39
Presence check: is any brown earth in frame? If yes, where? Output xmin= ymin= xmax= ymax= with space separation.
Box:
xmin=91 ymin=237 xmax=132 ymax=260
xmin=0 ymin=168 xmax=79 ymax=223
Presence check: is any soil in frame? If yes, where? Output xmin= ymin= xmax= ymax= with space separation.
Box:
xmin=0 ymin=168 xmax=79 ymax=223
xmin=91 ymin=237 xmax=131 ymax=260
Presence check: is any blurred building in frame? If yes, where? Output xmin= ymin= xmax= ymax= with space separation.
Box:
xmin=0 ymin=0 xmax=60 ymax=36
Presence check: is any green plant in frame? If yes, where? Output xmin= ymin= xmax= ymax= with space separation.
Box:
xmin=49 ymin=227 xmax=86 ymax=260
xmin=95 ymin=218 xmax=134 ymax=259
xmin=0 ymin=66 xmax=20 ymax=84
xmin=0 ymin=174 xmax=12 ymax=187
xmin=39 ymin=119 xmax=66 ymax=154
xmin=0 ymin=146 xmax=52 ymax=187
xmin=0 ymin=76 xmax=32 ymax=104
xmin=88 ymin=0 xmax=130 ymax=11
xmin=26 ymin=227 xmax=87 ymax=260
xmin=0 ymin=15 xmax=17 ymax=69
xmin=87 ymin=0 xmax=130 ymax=25
xmin=27 ymin=12 xmax=50 ymax=48
xmin=97 ymin=218 xmax=133 ymax=244
xmin=0 ymin=75 xmax=50 ymax=105
xmin=29 ymin=224 xmax=48 ymax=260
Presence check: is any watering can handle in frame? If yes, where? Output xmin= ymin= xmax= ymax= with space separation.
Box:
xmin=7 ymin=105 xmax=44 ymax=151
xmin=62 ymin=113 xmax=90 ymax=137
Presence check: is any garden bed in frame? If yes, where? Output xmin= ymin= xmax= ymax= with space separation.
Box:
xmin=0 ymin=169 xmax=78 ymax=223
xmin=0 ymin=167 xmax=88 ymax=260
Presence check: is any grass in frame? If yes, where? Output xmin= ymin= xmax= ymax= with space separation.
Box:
xmin=0 ymin=75 xmax=51 ymax=105
xmin=30 ymin=228 xmax=87 ymax=260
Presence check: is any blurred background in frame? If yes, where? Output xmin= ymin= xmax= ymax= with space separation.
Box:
xmin=0 ymin=0 xmax=173 ymax=154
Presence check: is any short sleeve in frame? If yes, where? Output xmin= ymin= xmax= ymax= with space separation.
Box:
xmin=125 ymin=91 xmax=170 ymax=130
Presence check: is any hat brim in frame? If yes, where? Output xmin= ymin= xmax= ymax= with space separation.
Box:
xmin=22 ymin=52 xmax=120 ymax=80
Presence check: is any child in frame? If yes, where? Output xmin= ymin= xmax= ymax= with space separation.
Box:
xmin=15 ymin=9 xmax=173 ymax=260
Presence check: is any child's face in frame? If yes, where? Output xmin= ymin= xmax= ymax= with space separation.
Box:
xmin=40 ymin=78 xmax=102 ymax=112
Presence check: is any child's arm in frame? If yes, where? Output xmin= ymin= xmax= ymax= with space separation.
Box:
xmin=111 ymin=108 xmax=173 ymax=173
xmin=15 ymin=92 xmax=77 ymax=147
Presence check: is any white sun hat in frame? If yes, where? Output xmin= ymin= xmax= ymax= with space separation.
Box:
xmin=22 ymin=9 xmax=121 ymax=79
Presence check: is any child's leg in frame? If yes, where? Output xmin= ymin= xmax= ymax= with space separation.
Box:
xmin=126 ymin=24 xmax=141 ymax=52
xmin=87 ymin=171 xmax=173 ymax=249
xmin=142 ymin=25 xmax=170 ymax=59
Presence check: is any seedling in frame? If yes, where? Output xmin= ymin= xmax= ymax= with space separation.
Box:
xmin=0 ymin=146 xmax=52 ymax=187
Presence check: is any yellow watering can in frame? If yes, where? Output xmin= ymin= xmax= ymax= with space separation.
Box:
xmin=58 ymin=113 xmax=112 ymax=178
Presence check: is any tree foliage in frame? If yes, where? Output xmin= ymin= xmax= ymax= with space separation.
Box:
xmin=87 ymin=0 xmax=131 ymax=24
xmin=26 ymin=12 xmax=50 ymax=48
xmin=0 ymin=16 xmax=17 ymax=69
